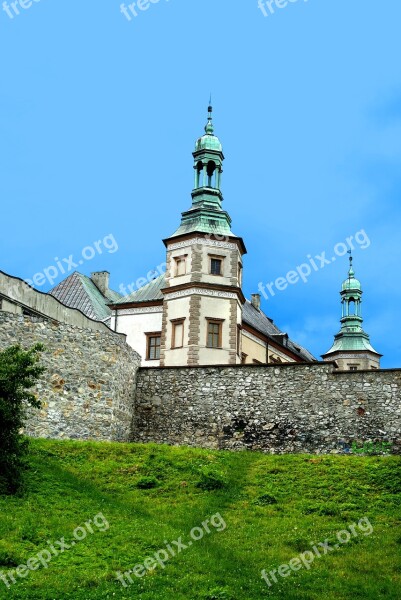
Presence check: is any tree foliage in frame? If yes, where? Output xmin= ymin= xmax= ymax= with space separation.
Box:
xmin=0 ymin=344 xmax=45 ymax=494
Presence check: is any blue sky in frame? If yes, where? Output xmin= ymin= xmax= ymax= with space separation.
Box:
xmin=1 ymin=0 xmax=400 ymax=367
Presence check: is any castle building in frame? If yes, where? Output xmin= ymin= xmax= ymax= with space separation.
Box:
xmin=107 ymin=105 xmax=315 ymax=367
xmin=0 ymin=106 xmax=386 ymax=373
xmin=322 ymin=257 xmax=381 ymax=370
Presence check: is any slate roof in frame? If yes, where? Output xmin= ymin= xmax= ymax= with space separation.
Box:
xmin=49 ymin=272 xmax=121 ymax=322
xmin=112 ymin=274 xmax=165 ymax=305
xmin=242 ymin=300 xmax=316 ymax=362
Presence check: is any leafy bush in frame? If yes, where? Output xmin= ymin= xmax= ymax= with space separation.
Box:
xmin=0 ymin=344 xmax=44 ymax=494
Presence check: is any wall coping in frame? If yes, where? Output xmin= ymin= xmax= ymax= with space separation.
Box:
xmin=139 ymin=362 xmax=401 ymax=374
xmin=0 ymin=270 xmax=127 ymax=338
xmin=139 ymin=361 xmax=336 ymax=372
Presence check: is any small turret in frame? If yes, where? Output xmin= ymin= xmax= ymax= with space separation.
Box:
xmin=322 ymin=255 xmax=382 ymax=370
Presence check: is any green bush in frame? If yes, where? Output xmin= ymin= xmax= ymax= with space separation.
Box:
xmin=0 ymin=344 xmax=44 ymax=494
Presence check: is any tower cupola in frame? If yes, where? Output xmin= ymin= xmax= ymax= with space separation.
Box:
xmin=322 ymin=256 xmax=381 ymax=370
xmin=168 ymin=102 xmax=243 ymax=240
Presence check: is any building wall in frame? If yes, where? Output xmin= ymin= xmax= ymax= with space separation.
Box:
xmin=242 ymin=330 xmax=267 ymax=363
xmin=0 ymin=311 xmax=141 ymax=441
xmin=162 ymin=236 xmax=244 ymax=366
xmin=111 ymin=308 xmax=162 ymax=366
xmin=241 ymin=330 xmax=299 ymax=365
xmin=325 ymin=352 xmax=381 ymax=371
xmin=134 ymin=363 xmax=401 ymax=453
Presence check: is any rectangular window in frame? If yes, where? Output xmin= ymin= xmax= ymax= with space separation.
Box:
xmin=238 ymin=262 xmax=243 ymax=286
xmin=207 ymin=319 xmax=223 ymax=348
xmin=171 ymin=319 xmax=185 ymax=349
xmin=237 ymin=325 xmax=241 ymax=355
xmin=146 ymin=333 xmax=161 ymax=361
xmin=210 ymin=257 xmax=223 ymax=276
xmin=174 ymin=255 xmax=187 ymax=277
xmin=349 ymin=366 xmax=358 ymax=371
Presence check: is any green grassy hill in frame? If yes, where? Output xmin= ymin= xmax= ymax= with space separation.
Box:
xmin=0 ymin=439 xmax=400 ymax=599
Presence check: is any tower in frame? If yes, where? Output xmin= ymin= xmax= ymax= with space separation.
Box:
xmin=160 ymin=103 xmax=247 ymax=366
xmin=322 ymin=256 xmax=381 ymax=370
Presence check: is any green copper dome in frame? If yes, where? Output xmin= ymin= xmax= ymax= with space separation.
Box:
xmin=195 ymin=134 xmax=223 ymax=152
xmin=341 ymin=265 xmax=362 ymax=291
xmin=195 ymin=104 xmax=223 ymax=152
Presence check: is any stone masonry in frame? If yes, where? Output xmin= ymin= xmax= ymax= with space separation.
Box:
xmin=134 ymin=363 xmax=401 ymax=454
xmin=1 ymin=310 xmax=400 ymax=453
xmin=0 ymin=312 xmax=141 ymax=441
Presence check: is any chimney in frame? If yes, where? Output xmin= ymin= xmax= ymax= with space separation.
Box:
xmin=251 ymin=293 xmax=261 ymax=311
xmin=91 ymin=271 xmax=110 ymax=296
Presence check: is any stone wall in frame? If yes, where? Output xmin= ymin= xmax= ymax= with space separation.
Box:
xmin=134 ymin=363 xmax=401 ymax=453
xmin=0 ymin=311 xmax=141 ymax=441
xmin=3 ymin=307 xmax=400 ymax=453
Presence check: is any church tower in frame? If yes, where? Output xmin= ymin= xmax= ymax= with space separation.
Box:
xmin=160 ymin=103 xmax=247 ymax=366
xmin=322 ymin=257 xmax=381 ymax=370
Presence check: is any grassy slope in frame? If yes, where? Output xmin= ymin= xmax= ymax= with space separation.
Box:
xmin=0 ymin=439 xmax=400 ymax=600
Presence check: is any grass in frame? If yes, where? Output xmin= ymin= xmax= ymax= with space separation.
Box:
xmin=0 ymin=438 xmax=400 ymax=599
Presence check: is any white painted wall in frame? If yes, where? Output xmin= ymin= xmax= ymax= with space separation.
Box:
xmin=111 ymin=310 xmax=162 ymax=366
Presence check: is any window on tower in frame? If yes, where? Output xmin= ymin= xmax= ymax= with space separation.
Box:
xmin=174 ymin=255 xmax=187 ymax=277
xmin=238 ymin=262 xmax=243 ymax=286
xmin=206 ymin=319 xmax=223 ymax=349
xmin=207 ymin=160 xmax=216 ymax=187
xmin=237 ymin=325 xmax=242 ymax=355
xmin=209 ymin=256 xmax=223 ymax=276
xmin=171 ymin=319 xmax=185 ymax=349
xmin=196 ymin=162 xmax=203 ymax=188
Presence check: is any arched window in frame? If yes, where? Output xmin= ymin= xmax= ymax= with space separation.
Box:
xmin=207 ymin=161 xmax=216 ymax=187
xmin=348 ymin=299 xmax=356 ymax=315
xmin=196 ymin=162 xmax=203 ymax=188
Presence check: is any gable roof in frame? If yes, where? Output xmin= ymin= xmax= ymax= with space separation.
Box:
xmin=50 ymin=272 xmax=121 ymax=322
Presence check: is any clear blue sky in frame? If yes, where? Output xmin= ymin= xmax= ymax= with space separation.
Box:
xmin=1 ymin=0 xmax=400 ymax=367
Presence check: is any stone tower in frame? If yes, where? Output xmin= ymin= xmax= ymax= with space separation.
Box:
xmin=159 ymin=103 xmax=247 ymax=367
xmin=322 ymin=256 xmax=381 ymax=370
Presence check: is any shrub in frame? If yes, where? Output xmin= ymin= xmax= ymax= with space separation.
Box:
xmin=0 ymin=344 xmax=44 ymax=494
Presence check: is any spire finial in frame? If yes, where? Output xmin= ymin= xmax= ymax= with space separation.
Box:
xmin=205 ymin=96 xmax=214 ymax=135
xmin=347 ymin=250 xmax=354 ymax=277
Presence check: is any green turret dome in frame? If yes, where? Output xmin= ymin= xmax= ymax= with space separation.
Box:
xmin=341 ymin=265 xmax=362 ymax=291
xmin=195 ymin=104 xmax=223 ymax=152
xmin=195 ymin=133 xmax=222 ymax=152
